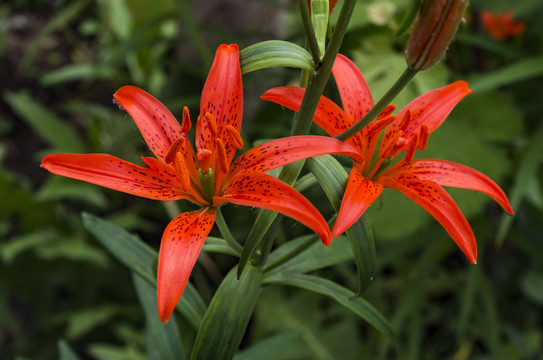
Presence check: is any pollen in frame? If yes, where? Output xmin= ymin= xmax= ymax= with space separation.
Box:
xmin=404 ymin=133 xmax=418 ymax=163
xmin=215 ymin=138 xmax=229 ymax=173
xmin=205 ymin=112 xmax=218 ymax=137
xmin=165 ymin=137 xmax=185 ymax=164
xmin=419 ymin=124 xmax=429 ymax=151
xmin=377 ymin=104 xmax=396 ymax=120
xmin=182 ymin=106 xmax=192 ymax=133
xmin=174 ymin=152 xmax=191 ymax=191
xmin=225 ymin=125 xmax=243 ymax=149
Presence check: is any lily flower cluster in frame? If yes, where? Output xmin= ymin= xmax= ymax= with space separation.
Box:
xmin=41 ymin=44 xmax=513 ymax=323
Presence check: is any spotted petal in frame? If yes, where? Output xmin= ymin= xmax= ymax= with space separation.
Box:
xmin=113 ymin=86 xmax=184 ymax=161
xmin=197 ymin=44 xmax=243 ymax=165
xmin=157 ymin=208 xmax=217 ymax=323
xmin=261 ymin=87 xmax=354 ymax=137
xmin=332 ymin=54 xmax=374 ymax=123
xmin=389 ymin=81 xmax=473 ymax=143
xmin=379 ymin=176 xmax=477 ymax=263
xmin=215 ymin=171 xmax=331 ymax=246
xmin=332 ymin=167 xmax=383 ymax=238
xmin=387 ymin=159 xmax=514 ymax=215
xmin=229 ymin=135 xmax=363 ymax=179
xmin=41 ymin=153 xmax=185 ymax=200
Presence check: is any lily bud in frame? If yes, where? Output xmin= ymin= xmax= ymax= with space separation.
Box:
xmin=405 ymin=0 xmax=468 ymax=71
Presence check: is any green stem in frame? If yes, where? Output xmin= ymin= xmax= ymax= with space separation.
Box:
xmin=298 ymin=0 xmax=322 ymax=64
xmin=238 ymin=0 xmax=357 ymax=277
xmin=215 ymin=208 xmax=243 ymax=255
xmin=290 ymin=0 xmax=357 ymax=138
xmin=335 ymin=67 xmax=418 ymax=141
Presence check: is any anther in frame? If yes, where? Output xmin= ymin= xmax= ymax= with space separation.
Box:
xmin=165 ymin=137 xmax=185 ymax=164
xmin=377 ymin=104 xmax=396 ymax=120
xmin=368 ymin=115 xmax=395 ymax=137
xmin=182 ymin=106 xmax=191 ymax=133
xmin=174 ymin=152 xmax=191 ymax=191
xmin=205 ymin=112 xmax=218 ymax=137
xmin=215 ymin=138 xmax=229 ymax=173
xmin=397 ymin=109 xmax=412 ymax=132
xmin=419 ymin=124 xmax=429 ymax=151
xmin=225 ymin=125 xmax=243 ymax=149
xmin=404 ymin=133 xmax=419 ymax=163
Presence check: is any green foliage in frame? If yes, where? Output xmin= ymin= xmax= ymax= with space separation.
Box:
xmin=2 ymin=0 xmax=542 ymax=359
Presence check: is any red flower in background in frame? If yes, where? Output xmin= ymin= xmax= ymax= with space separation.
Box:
xmin=481 ymin=10 xmax=525 ymax=40
xmin=263 ymin=54 xmax=513 ymax=264
xmin=41 ymin=45 xmax=362 ymax=322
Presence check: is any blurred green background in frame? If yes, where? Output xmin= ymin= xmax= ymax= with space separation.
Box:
xmin=1 ymin=0 xmax=542 ymax=359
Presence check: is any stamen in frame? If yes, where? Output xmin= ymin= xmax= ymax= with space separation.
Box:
xmin=182 ymin=106 xmax=191 ymax=133
xmin=367 ymin=115 xmax=395 ymax=137
xmin=165 ymin=137 xmax=185 ymax=164
xmin=404 ymin=133 xmax=419 ymax=163
xmin=380 ymin=130 xmax=404 ymax=159
xmin=205 ymin=112 xmax=218 ymax=137
xmin=215 ymin=138 xmax=229 ymax=174
xmin=377 ymin=104 xmax=396 ymax=120
xmin=397 ymin=109 xmax=412 ymax=133
xmin=419 ymin=124 xmax=429 ymax=151
xmin=225 ymin=125 xmax=243 ymax=149
xmin=174 ymin=152 xmax=191 ymax=191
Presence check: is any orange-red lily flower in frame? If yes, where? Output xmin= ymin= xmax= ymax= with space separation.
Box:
xmin=41 ymin=45 xmax=363 ymax=322
xmin=262 ymin=54 xmax=514 ymax=264
xmin=481 ymin=9 xmax=525 ymax=41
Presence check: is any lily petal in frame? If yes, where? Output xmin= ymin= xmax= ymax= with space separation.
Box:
xmin=157 ymin=208 xmax=217 ymax=323
xmin=390 ymin=81 xmax=473 ymax=143
xmin=261 ymin=87 xmax=353 ymax=137
xmin=229 ymin=135 xmax=363 ymax=179
xmin=215 ymin=171 xmax=331 ymax=246
xmin=332 ymin=168 xmax=383 ymax=238
xmin=388 ymin=159 xmax=514 ymax=215
xmin=379 ymin=176 xmax=477 ymax=263
xmin=41 ymin=153 xmax=185 ymax=200
xmin=332 ymin=54 xmax=374 ymax=122
xmin=197 ymin=44 xmax=242 ymax=165
xmin=113 ymin=86 xmax=183 ymax=161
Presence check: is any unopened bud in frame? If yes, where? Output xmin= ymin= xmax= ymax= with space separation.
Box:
xmin=405 ymin=0 xmax=468 ymax=71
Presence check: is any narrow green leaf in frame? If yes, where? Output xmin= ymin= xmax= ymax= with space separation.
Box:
xmin=41 ymin=64 xmax=114 ymax=86
xmin=133 ymin=273 xmax=184 ymax=360
xmin=82 ymin=212 xmax=206 ymax=329
xmin=305 ymin=155 xmax=347 ymax=211
xmin=306 ymin=155 xmax=376 ymax=297
xmin=58 ymin=340 xmax=81 ymax=360
xmin=82 ymin=212 xmax=156 ymax=284
xmin=0 ymin=230 xmax=56 ymax=264
xmin=264 ymin=272 xmax=395 ymax=340
xmin=344 ymin=216 xmax=376 ymax=298
xmin=469 ymin=56 xmax=543 ymax=93
xmin=496 ymin=122 xmax=543 ymax=245
xmin=311 ymin=0 xmax=329 ymax=57
xmin=202 ymin=236 xmax=240 ymax=256
xmin=234 ymin=330 xmax=302 ymax=360
xmin=20 ymin=0 xmax=90 ymax=70
xmin=237 ymin=209 xmax=278 ymax=278
xmin=265 ymin=234 xmax=351 ymax=275
xmin=191 ymin=265 xmax=262 ymax=360
xmin=240 ymin=40 xmax=314 ymax=75
xmin=66 ymin=305 xmax=121 ymax=339
xmin=4 ymin=91 xmax=85 ymax=153
xmin=294 ymin=172 xmax=318 ymax=192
